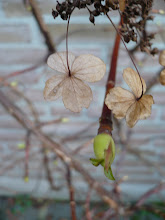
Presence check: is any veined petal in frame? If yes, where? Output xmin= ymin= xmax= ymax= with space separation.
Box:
xmin=159 ymin=50 xmax=165 ymax=66
xmin=43 ymin=75 xmax=65 ymax=101
xmin=138 ymin=95 xmax=154 ymax=119
xmin=123 ymin=68 xmax=146 ymax=98
xmin=71 ymin=54 xmax=106 ymax=82
xmin=47 ymin=52 xmax=76 ymax=74
xmin=62 ymin=77 xmax=93 ymax=113
xmin=160 ymin=69 xmax=165 ymax=85
xmin=126 ymin=95 xmax=154 ymax=127
xmin=105 ymin=87 xmax=135 ymax=119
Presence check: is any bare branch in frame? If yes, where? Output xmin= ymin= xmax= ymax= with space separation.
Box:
xmin=28 ymin=0 xmax=56 ymax=54
xmin=0 ymin=90 xmax=119 ymax=210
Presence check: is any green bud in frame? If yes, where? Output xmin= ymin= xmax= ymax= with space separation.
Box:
xmin=90 ymin=133 xmax=116 ymax=180
xmin=94 ymin=133 xmax=115 ymax=162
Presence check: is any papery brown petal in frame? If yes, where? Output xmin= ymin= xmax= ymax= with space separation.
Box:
xmin=159 ymin=50 xmax=165 ymax=66
xmin=43 ymin=75 xmax=65 ymax=101
xmin=125 ymin=102 xmax=140 ymax=128
xmin=47 ymin=52 xmax=76 ymax=74
xmin=105 ymin=87 xmax=135 ymax=119
xmin=62 ymin=77 xmax=92 ymax=112
xmin=160 ymin=69 xmax=165 ymax=85
xmin=126 ymin=95 xmax=154 ymax=127
xmin=138 ymin=95 xmax=154 ymax=119
xmin=71 ymin=54 xmax=106 ymax=82
xmin=123 ymin=68 xmax=146 ymax=98
xmin=119 ymin=0 xmax=126 ymax=12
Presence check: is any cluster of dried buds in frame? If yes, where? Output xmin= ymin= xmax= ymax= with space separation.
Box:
xmin=121 ymin=0 xmax=158 ymax=55
xmin=52 ymin=0 xmax=118 ymax=21
xmin=52 ymin=0 xmax=157 ymax=55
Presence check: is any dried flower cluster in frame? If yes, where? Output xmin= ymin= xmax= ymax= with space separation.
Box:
xmin=44 ymin=52 xmax=106 ymax=112
xmin=105 ymin=68 xmax=154 ymax=128
xmin=121 ymin=0 xmax=157 ymax=55
xmin=159 ymin=50 xmax=165 ymax=85
xmin=52 ymin=0 xmax=157 ymax=55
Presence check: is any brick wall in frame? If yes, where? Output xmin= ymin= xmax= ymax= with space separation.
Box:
xmin=0 ymin=0 xmax=165 ymax=201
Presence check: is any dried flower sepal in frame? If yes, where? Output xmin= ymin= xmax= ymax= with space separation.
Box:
xmin=105 ymin=68 xmax=154 ymax=128
xmin=44 ymin=52 xmax=106 ymax=113
xmin=159 ymin=50 xmax=165 ymax=85
xmin=160 ymin=69 xmax=165 ymax=86
xmin=159 ymin=50 xmax=165 ymax=66
xmin=119 ymin=0 xmax=126 ymax=12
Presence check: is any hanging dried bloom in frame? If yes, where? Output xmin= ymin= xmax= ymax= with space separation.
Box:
xmin=119 ymin=0 xmax=126 ymax=12
xmin=44 ymin=52 xmax=106 ymax=112
xmin=105 ymin=68 xmax=154 ymax=128
xmin=159 ymin=50 xmax=165 ymax=85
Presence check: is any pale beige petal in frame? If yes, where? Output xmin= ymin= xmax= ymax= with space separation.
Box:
xmin=105 ymin=87 xmax=135 ymax=119
xmin=62 ymin=77 xmax=93 ymax=112
xmin=71 ymin=54 xmax=106 ymax=82
xmin=159 ymin=50 xmax=165 ymax=66
xmin=138 ymin=95 xmax=154 ymax=119
xmin=160 ymin=69 xmax=165 ymax=85
xmin=47 ymin=52 xmax=76 ymax=74
xmin=123 ymin=68 xmax=146 ymax=98
xmin=43 ymin=75 xmax=65 ymax=101
xmin=126 ymin=102 xmax=139 ymax=128
xmin=126 ymin=95 xmax=154 ymax=128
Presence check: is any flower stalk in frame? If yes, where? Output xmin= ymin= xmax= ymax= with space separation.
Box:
xmin=98 ymin=23 xmax=121 ymax=135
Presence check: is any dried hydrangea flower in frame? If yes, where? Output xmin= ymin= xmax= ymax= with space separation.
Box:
xmin=105 ymin=68 xmax=154 ymax=128
xmin=44 ymin=52 xmax=106 ymax=112
xmin=119 ymin=0 xmax=126 ymax=12
xmin=159 ymin=50 xmax=165 ymax=85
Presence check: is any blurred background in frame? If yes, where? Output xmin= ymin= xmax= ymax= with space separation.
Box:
xmin=0 ymin=0 xmax=165 ymax=219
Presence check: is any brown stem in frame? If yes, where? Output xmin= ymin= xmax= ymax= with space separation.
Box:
xmin=42 ymin=147 xmax=61 ymax=190
xmin=25 ymin=130 xmax=31 ymax=179
xmin=65 ymin=163 xmax=77 ymax=220
xmin=28 ymin=0 xmax=56 ymax=55
xmin=98 ymin=26 xmax=121 ymax=135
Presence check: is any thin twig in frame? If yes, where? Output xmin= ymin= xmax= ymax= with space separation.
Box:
xmin=65 ymin=162 xmax=77 ymax=220
xmin=42 ymin=146 xmax=61 ymax=190
xmin=28 ymin=0 xmax=56 ymax=55
xmin=24 ymin=130 xmax=31 ymax=180
xmin=134 ymin=182 xmax=165 ymax=208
